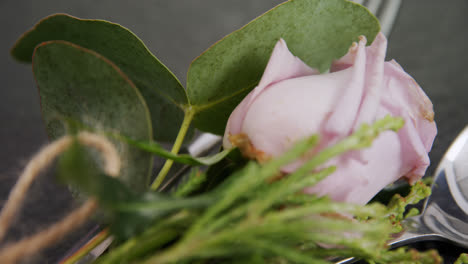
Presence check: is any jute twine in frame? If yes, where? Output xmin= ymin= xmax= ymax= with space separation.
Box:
xmin=0 ymin=131 xmax=121 ymax=264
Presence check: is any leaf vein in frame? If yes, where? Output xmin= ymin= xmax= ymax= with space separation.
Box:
xmin=193 ymin=81 xmax=258 ymax=112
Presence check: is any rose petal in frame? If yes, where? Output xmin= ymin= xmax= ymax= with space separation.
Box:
xmin=242 ymin=72 xmax=346 ymax=157
xmin=353 ymin=32 xmax=387 ymax=128
xmin=324 ymin=36 xmax=367 ymax=137
xmin=306 ymin=128 xmax=402 ymax=204
xmin=380 ymin=60 xmax=437 ymax=183
xmin=223 ymin=39 xmax=318 ymax=149
xmin=259 ymin=38 xmax=319 ymax=88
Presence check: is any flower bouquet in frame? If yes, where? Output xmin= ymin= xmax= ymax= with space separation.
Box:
xmin=0 ymin=0 xmax=452 ymax=263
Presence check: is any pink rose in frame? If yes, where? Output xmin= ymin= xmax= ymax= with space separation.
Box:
xmin=223 ymin=33 xmax=437 ymax=204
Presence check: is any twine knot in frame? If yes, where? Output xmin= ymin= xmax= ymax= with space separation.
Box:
xmin=0 ymin=131 xmax=120 ymax=264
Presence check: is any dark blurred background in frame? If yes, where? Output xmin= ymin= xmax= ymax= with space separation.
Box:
xmin=0 ymin=0 xmax=467 ymax=263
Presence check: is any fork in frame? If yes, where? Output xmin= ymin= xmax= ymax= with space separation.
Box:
xmin=336 ymin=127 xmax=468 ymax=264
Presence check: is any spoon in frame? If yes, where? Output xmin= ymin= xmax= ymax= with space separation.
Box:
xmin=391 ymin=125 xmax=468 ymax=248
xmin=337 ymin=126 xmax=468 ymax=263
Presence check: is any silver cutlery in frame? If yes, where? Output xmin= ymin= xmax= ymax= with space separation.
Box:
xmin=392 ymin=126 xmax=468 ymax=248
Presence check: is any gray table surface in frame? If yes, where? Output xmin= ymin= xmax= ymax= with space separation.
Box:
xmin=1 ymin=0 xmax=467 ymax=263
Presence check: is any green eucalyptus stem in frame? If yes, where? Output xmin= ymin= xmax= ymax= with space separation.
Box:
xmin=151 ymin=107 xmax=195 ymax=190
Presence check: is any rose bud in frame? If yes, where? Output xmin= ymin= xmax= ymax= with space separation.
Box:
xmin=223 ymin=33 xmax=437 ymax=204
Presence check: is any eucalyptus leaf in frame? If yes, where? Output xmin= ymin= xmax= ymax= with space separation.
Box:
xmin=187 ymin=0 xmax=380 ymax=134
xmin=33 ymin=40 xmax=153 ymax=190
xmin=122 ymin=135 xmax=233 ymax=166
xmin=12 ymin=13 xmax=190 ymax=142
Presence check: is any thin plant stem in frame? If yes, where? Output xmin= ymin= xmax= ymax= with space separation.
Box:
xmin=151 ymin=108 xmax=195 ymax=190
xmin=61 ymin=228 xmax=110 ymax=264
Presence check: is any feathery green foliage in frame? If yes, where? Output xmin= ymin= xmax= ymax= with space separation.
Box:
xmin=77 ymin=116 xmax=437 ymax=264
